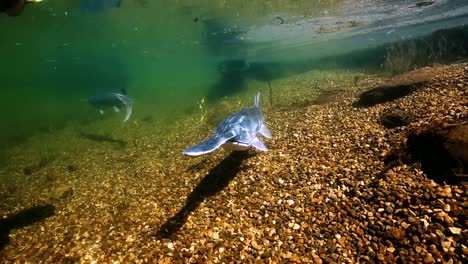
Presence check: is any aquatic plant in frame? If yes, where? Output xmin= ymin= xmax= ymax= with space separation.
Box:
xmin=198 ymin=97 xmax=208 ymax=122
xmin=384 ymin=27 xmax=468 ymax=75
xmin=384 ymin=41 xmax=417 ymax=75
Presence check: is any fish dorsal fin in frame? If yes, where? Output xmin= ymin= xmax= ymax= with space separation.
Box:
xmin=253 ymin=91 xmax=260 ymax=107
xmin=251 ymin=137 xmax=268 ymax=152
xmin=259 ymin=124 xmax=272 ymax=138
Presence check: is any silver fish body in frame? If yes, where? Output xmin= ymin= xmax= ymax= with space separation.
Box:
xmin=183 ymin=92 xmax=271 ymax=156
xmin=89 ymin=90 xmax=133 ymax=122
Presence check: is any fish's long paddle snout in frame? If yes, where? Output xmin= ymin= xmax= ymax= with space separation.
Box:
xmin=183 ymin=134 xmax=227 ymax=156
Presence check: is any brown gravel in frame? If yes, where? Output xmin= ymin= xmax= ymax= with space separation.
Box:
xmin=0 ymin=64 xmax=466 ymax=263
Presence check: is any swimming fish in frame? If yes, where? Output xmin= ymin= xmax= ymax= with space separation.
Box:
xmin=183 ymin=92 xmax=271 ymax=156
xmin=88 ymin=89 xmax=133 ymax=122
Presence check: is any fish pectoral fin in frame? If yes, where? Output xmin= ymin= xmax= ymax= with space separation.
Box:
xmin=114 ymin=94 xmax=133 ymax=123
xmin=183 ymin=132 xmax=235 ymax=156
xmin=252 ymin=137 xmax=268 ymax=152
xmin=122 ymin=103 xmax=133 ymax=122
xmin=113 ymin=106 xmax=120 ymax=112
xmin=259 ymin=124 xmax=272 ymax=138
xmin=99 ymin=109 xmax=104 ymax=114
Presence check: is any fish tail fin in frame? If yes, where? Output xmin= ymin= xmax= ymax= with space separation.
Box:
xmin=253 ymin=91 xmax=260 ymax=107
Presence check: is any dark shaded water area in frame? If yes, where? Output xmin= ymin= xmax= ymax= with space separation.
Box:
xmin=1 ymin=0 xmax=468 ymax=163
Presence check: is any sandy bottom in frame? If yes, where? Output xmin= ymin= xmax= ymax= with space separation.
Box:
xmin=0 ymin=65 xmax=466 ymax=263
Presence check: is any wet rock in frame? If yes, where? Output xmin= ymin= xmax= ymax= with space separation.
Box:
xmin=443 ymin=204 xmax=451 ymax=212
xmin=385 ymin=206 xmax=394 ymax=214
xmin=51 ymin=185 xmax=73 ymax=200
xmin=23 ymin=166 xmax=35 ymax=175
xmin=45 ymin=168 xmax=58 ymax=181
xmin=423 ymin=254 xmax=436 ymax=264
xmin=354 ymin=69 xmax=432 ymax=107
xmin=408 ymin=216 xmax=420 ymax=224
xmin=405 ymin=121 xmax=468 ymax=183
xmin=391 ymin=227 xmax=405 ymax=240
xmin=67 ymin=165 xmax=77 ymax=173
xmin=380 ymin=110 xmax=414 ymax=128
xmin=448 ymin=227 xmax=461 ymax=235
xmin=441 ymin=241 xmax=451 ymax=253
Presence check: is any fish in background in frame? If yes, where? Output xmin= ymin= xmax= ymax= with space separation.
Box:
xmin=183 ymin=92 xmax=271 ymax=156
xmin=1 ymin=0 xmax=42 ymax=16
xmin=88 ymin=89 xmax=133 ymax=122
xmin=80 ymin=0 xmax=147 ymax=15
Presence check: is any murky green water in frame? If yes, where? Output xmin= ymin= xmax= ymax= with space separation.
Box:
xmin=1 ymin=0 xmax=468 ymax=159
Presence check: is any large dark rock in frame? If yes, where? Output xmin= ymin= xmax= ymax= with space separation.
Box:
xmin=405 ymin=121 xmax=468 ymax=183
xmin=380 ymin=110 xmax=414 ymax=128
xmin=355 ymin=82 xmax=425 ymax=107
xmin=354 ymin=67 xmax=439 ymax=107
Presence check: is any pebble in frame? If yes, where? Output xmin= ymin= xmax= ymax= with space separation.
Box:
xmin=448 ymin=227 xmax=461 ymax=235
xmin=441 ymin=241 xmax=451 ymax=252
xmin=435 ymin=230 xmax=445 ymax=240
xmin=407 ymin=216 xmax=419 ymax=224
xmin=385 ymin=206 xmax=394 ymax=214
xmin=391 ymin=227 xmax=404 ymax=239
xmin=3 ymin=64 xmax=468 ymax=263
xmin=443 ymin=204 xmax=450 ymax=212
xmin=51 ymin=185 xmax=73 ymax=199
xmin=401 ymin=222 xmax=410 ymax=229
xmin=423 ymin=254 xmax=435 ymax=264
xmin=415 ymin=246 xmax=422 ymax=253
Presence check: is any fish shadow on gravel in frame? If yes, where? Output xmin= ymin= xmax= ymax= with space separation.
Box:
xmin=80 ymin=132 xmax=127 ymax=149
xmin=0 ymin=204 xmax=55 ymax=251
xmin=155 ymin=151 xmax=253 ymax=239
